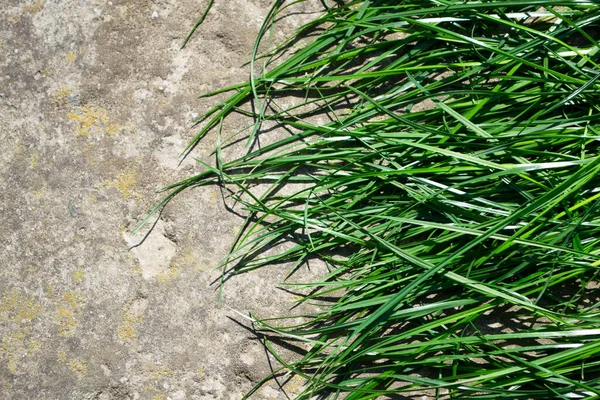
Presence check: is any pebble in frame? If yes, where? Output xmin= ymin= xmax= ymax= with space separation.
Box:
xmin=68 ymin=200 xmax=78 ymax=217
xmin=152 ymin=11 xmax=159 ymax=19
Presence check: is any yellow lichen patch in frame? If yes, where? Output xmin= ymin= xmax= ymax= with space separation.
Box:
xmin=149 ymin=365 xmax=175 ymax=381
xmin=45 ymin=283 xmax=56 ymax=299
xmin=0 ymin=289 xmax=43 ymax=322
xmin=30 ymin=177 xmax=48 ymax=201
xmin=32 ymin=186 xmax=47 ymax=200
xmin=142 ymin=363 xmax=177 ymax=391
xmin=0 ymin=291 xmax=43 ymax=375
xmin=284 ymin=374 xmax=305 ymax=395
xmin=66 ymin=51 xmax=77 ymax=63
xmin=57 ymin=350 xmax=87 ymax=379
xmin=56 ymin=291 xmax=84 ymax=337
xmin=2 ymin=328 xmax=25 ymax=374
xmin=106 ymin=169 xmax=137 ymax=199
xmin=118 ymin=322 xmax=136 ymax=340
xmin=0 ymin=291 xmax=23 ymax=317
xmin=56 ymin=307 xmax=77 ymax=337
xmin=63 ymin=291 xmax=84 ymax=309
xmin=67 ymin=358 xmax=87 ymax=378
xmin=118 ymin=301 xmax=145 ymax=341
xmin=173 ymin=248 xmax=208 ymax=272
xmin=152 ymin=394 xmax=168 ymax=400
xmin=22 ymin=0 xmax=45 ymax=14
xmin=72 ymin=269 xmax=85 ymax=282
xmin=197 ymin=365 xmax=205 ymax=378
xmin=124 ymin=254 xmax=143 ymax=275
xmin=118 ymin=3 xmax=134 ymax=18
xmin=68 ymin=104 xmax=120 ymax=137
xmin=156 ymin=267 xmax=180 ymax=282
xmin=30 ymin=153 xmax=38 ymax=169
xmin=1 ymin=327 xmax=42 ymax=374
xmin=53 ymin=87 xmax=72 ymax=105
xmin=195 ymin=263 xmax=209 ymax=272
xmin=29 ymin=338 xmax=41 ymax=352
xmin=105 ymin=122 xmax=120 ymax=136
xmin=15 ymin=303 xmax=42 ymax=322
xmin=16 ymin=137 xmax=24 ymax=154
xmin=8 ymin=15 xmax=21 ymax=25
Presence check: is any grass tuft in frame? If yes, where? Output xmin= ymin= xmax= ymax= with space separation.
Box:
xmin=148 ymin=1 xmax=600 ymax=398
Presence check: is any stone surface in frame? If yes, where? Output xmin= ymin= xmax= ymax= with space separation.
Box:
xmin=0 ymin=0 xmax=317 ymax=398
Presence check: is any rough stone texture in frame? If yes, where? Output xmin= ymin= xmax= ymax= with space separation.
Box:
xmin=0 ymin=1 xmax=316 ymax=398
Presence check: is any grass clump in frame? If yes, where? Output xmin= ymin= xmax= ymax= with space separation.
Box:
xmin=145 ymin=1 xmax=600 ymax=398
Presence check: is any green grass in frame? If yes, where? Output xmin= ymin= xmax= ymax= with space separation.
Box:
xmin=142 ymin=1 xmax=600 ymax=398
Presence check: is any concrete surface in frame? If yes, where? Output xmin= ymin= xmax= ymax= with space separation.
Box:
xmin=0 ymin=1 xmax=316 ymax=398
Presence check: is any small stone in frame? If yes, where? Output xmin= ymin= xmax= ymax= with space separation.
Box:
xmin=68 ymin=200 xmax=78 ymax=217
xmin=152 ymin=11 xmax=159 ymax=19
xmin=191 ymin=113 xmax=199 ymax=120
xmin=119 ymin=377 xmax=128 ymax=384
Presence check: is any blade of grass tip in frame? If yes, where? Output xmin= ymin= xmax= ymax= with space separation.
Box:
xmin=198 ymin=82 xmax=249 ymax=98
xmin=188 ymin=158 xmax=300 ymax=302
xmin=131 ymin=184 xmax=188 ymax=235
xmin=399 ymin=14 xmax=588 ymax=86
xmin=240 ymin=0 xmax=318 ymax=69
xmin=180 ymin=87 xmax=251 ymax=158
xmin=488 ymin=154 xmax=600 ymax=259
xmin=224 ymin=306 xmax=304 ymax=400
xmin=483 ymin=340 xmax=600 ymax=396
xmin=215 ymin=116 xmax=224 ymax=177
xmin=180 ymin=0 xmax=214 ymax=49
xmin=240 ymin=363 xmax=288 ymax=400
xmin=538 ymin=72 xmax=600 ymax=118
xmin=155 ymin=168 xmax=217 ymax=193
xmin=477 ymin=11 xmax=600 ymax=70
xmin=246 ymin=0 xmax=285 ymax=148
xmin=458 ymin=340 xmax=600 ymax=390
xmin=547 ymin=9 xmax=600 ymax=70
xmin=311 ymin=0 xmax=371 ymax=77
